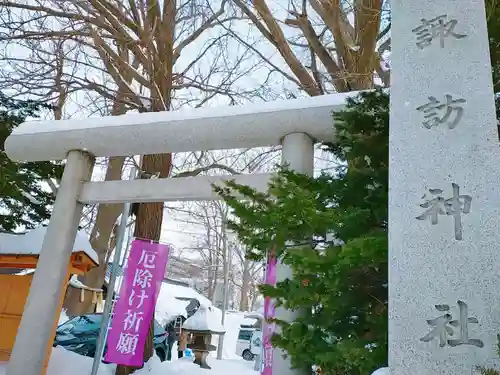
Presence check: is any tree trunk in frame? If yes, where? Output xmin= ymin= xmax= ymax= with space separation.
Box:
xmin=207 ymin=267 xmax=215 ymax=301
xmin=115 ymin=153 xmax=172 ymax=375
xmin=64 ymin=72 xmax=132 ymax=315
xmin=249 ymin=284 xmax=258 ymax=312
xmin=239 ymin=260 xmax=251 ymax=311
xmin=211 ymin=261 xmax=219 ymax=304
xmin=64 ymin=156 xmax=125 ymax=315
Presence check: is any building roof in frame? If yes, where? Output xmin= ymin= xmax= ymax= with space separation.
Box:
xmin=0 ymin=227 xmax=99 ymax=265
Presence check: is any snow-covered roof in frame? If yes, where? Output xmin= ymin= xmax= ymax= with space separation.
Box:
xmin=0 ymin=227 xmax=99 ymax=265
xmin=244 ymin=312 xmax=263 ymax=320
xmin=163 ymin=282 xmax=212 ymax=307
xmin=182 ymin=305 xmax=225 ymax=334
xmin=5 ymin=92 xmax=354 ymax=162
xmin=106 ymin=272 xmax=212 ymax=307
xmin=155 ymin=293 xmax=189 ymax=326
xmin=69 ymin=275 xmax=102 ymax=292
xmin=104 ymin=272 xmax=212 ymax=325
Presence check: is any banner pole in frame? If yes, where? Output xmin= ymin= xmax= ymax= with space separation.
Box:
xmin=90 ymin=166 xmax=135 ymax=375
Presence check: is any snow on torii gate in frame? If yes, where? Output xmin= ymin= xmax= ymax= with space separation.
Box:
xmin=4 ymin=92 xmax=351 ymax=375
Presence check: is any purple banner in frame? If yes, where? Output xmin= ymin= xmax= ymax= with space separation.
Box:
xmin=262 ymin=253 xmax=277 ymax=375
xmin=105 ymin=239 xmax=169 ymax=366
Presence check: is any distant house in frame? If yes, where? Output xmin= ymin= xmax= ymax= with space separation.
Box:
xmin=166 ymin=256 xmax=237 ymax=309
xmin=166 ymin=255 xmax=205 ymax=280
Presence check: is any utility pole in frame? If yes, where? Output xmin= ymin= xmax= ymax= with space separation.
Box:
xmin=217 ymin=216 xmax=229 ymax=360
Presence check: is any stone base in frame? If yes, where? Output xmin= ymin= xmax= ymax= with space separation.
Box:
xmin=193 ymin=350 xmax=211 ymax=369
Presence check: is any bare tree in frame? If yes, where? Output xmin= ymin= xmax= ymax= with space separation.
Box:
xmin=231 ymin=243 xmax=263 ymax=311
xmin=227 ymin=0 xmax=391 ymax=94
xmin=168 ymin=201 xmax=227 ymax=299
xmin=167 ymin=199 xmax=263 ymax=312
xmin=0 ymin=29 xmax=140 ymax=315
xmin=164 ymin=145 xmax=276 ymax=306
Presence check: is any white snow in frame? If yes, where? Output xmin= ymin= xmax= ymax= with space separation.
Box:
xmin=183 ymin=305 xmax=225 ymax=334
xmin=160 ymin=282 xmax=212 ymax=307
xmin=243 ymin=312 xmax=263 ymax=320
xmin=155 ymin=293 xmax=189 ymax=326
xmin=371 ymin=368 xmax=389 ymax=375
xmin=68 ymin=275 xmax=103 ymax=292
xmin=142 ymin=356 xmax=256 ymax=375
xmin=0 ymin=227 xmax=99 ymax=265
xmin=105 ymin=273 xmax=211 ymax=326
xmin=57 ymin=309 xmax=69 ymax=326
xmin=0 ymin=347 xmax=115 ymax=375
xmin=106 ymin=272 xmax=257 ymax=359
xmin=0 ymin=346 xmax=257 ymax=375
xmin=217 ymin=312 xmax=258 ymax=359
xmin=5 ymin=92 xmax=356 ymax=162
xmin=3 ymin=309 xmax=259 ymax=373
xmin=20 ymin=191 xmax=43 ymax=205
xmin=107 ymin=275 xmax=211 ymax=307
xmin=12 ymin=92 xmax=355 ymax=134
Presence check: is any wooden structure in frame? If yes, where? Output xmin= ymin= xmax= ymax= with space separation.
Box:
xmin=0 ymin=228 xmax=98 ymax=373
xmin=188 ymin=333 xmax=217 ymax=369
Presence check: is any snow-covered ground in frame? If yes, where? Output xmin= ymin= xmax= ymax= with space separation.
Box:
xmin=58 ymin=307 xmax=256 ymax=360
xmin=3 ymin=287 xmax=258 ymax=375
xmin=2 ymin=308 xmax=256 ymax=374
xmin=0 ymin=347 xmax=257 ymax=375
xmin=153 ymin=282 xmax=258 ymax=359
xmin=0 ymin=346 xmax=388 ymax=375
xmin=216 ymin=311 xmax=258 ymax=359
xmin=5 ymin=309 xmax=386 ymax=375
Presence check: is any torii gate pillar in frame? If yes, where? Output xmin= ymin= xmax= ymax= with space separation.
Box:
xmin=273 ymin=132 xmax=314 ymax=375
xmin=7 ymin=150 xmax=94 ymax=375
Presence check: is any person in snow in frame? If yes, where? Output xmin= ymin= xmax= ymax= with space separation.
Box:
xmin=165 ymin=320 xmax=178 ymax=361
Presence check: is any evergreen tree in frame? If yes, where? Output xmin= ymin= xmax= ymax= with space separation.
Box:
xmin=486 ymin=0 xmax=500 ymax=120
xmin=216 ymin=90 xmax=388 ymax=375
xmin=0 ymin=92 xmax=63 ymax=232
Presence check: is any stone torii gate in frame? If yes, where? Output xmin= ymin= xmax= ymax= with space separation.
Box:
xmin=4 ymin=92 xmax=350 ymax=375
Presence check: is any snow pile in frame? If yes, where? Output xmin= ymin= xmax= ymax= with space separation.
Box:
xmin=68 ymin=275 xmax=103 ymax=293
xmin=244 ymin=311 xmax=263 ymax=320
xmin=0 ymin=346 xmax=257 ymax=375
xmin=160 ymin=282 xmax=212 ymax=307
xmin=155 ymin=293 xmax=189 ymax=326
xmin=154 ymin=282 xmax=211 ymax=325
xmin=183 ymin=305 xmax=225 ymax=334
xmin=216 ymin=312 xmax=258 ymax=359
xmin=136 ymin=356 xmax=256 ymax=375
xmin=371 ymin=368 xmax=389 ymax=375
xmin=0 ymin=347 xmax=115 ymax=375
xmin=105 ymin=275 xmax=209 ymax=325
xmin=0 ymin=227 xmax=99 ymax=265
xmin=58 ymin=309 xmax=69 ymax=326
